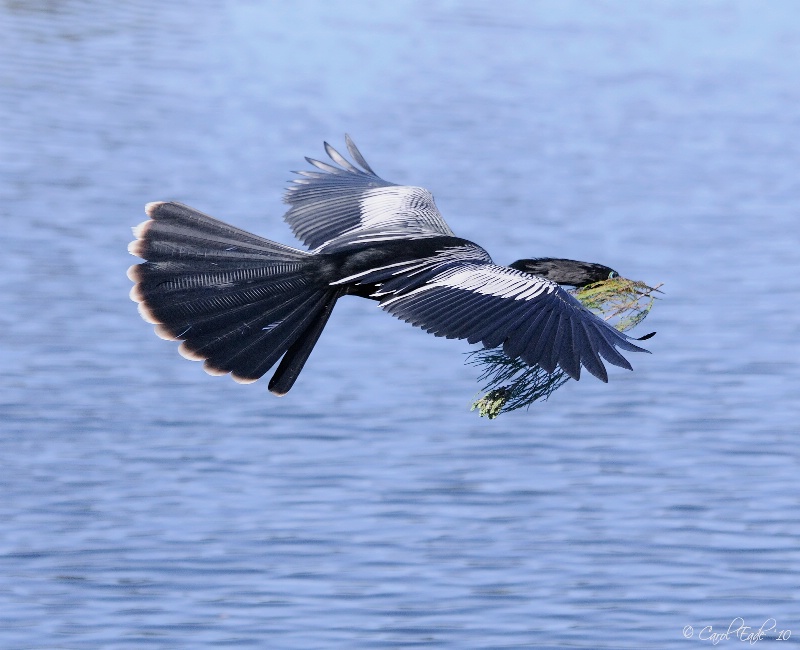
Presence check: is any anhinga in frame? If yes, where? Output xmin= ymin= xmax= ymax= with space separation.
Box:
xmin=128 ymin=136 xmax=649 ymax=395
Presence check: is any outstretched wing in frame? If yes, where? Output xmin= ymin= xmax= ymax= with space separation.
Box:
xmin=378 ymin=261 xmax=649 ymax=382
xmin=284 ymin=135 xmax=455 ymax=250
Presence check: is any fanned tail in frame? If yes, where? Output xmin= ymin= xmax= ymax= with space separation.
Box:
xmin=128 ymin=201 xmax=339 ymax=393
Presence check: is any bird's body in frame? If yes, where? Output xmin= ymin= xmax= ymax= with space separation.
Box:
xmin=128 ymin=137 xmax=648 ymax=395
xmin=315 ymin=235 xmax=482 ymax=295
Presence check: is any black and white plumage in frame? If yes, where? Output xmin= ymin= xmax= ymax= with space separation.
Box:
xmin=128 ymin=136 xmax=649 ymax=395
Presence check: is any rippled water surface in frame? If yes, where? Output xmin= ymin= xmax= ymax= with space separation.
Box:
xmin=2 ymin=2 xmax=799 ymax=648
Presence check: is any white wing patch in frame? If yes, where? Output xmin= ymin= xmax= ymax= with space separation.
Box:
xmin=382 ymin=265 xmax=557 ymax=305
xmin=358 ymin=186 xmax=454 ymax=235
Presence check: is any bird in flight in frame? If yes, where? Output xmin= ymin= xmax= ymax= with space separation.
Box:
xmin=128 ymin=136 xmax=649 ymax=396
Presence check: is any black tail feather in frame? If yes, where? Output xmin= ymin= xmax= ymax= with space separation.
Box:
xmin=129 ymin=201 xmax=336 ymax=392
xmin=268 ymin=288 xmax=345 ymax=396
xmin=207 ymin=289 xmax=333 ymax=384
xmin=133 ymin=201 xmax=305 ymax=260
xmin=177 ymin=290 xmax=320 ymax=364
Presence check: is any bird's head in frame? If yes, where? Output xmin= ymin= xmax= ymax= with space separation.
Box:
xmin=508 ymin=257 xmax=620 ymax=288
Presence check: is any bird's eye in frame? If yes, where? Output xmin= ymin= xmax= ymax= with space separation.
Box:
xmin=608 ymin=271 xmax=619 ymax=279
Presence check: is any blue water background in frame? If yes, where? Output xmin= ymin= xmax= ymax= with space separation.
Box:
xmin=1 ymin=2 xmax=799 ymax=648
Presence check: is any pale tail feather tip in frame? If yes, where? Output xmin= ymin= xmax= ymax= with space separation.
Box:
xmin=232 ymin=373 xmax=259 ymax=385
xmin=153 ymin=324 xmax=177 ymax=341
xmin=126 ymin=264 xmax=142 ymax=283
xmin=127 ymin=239 xmax=144 ymax=257
xmin=131 ymin=219 xmax=152 ymax=239
xmin=203 ymin=363 xmax=230 ymax=377
xmin=137 ymin=300 xmax=160 ymax=325
xmin=179 ymin=342 xmax=206 ymax=362
xmin=128 ymin=281 xmax=144 ymax=303
xmin=145 ymin=201 xmax=165 ymax=217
